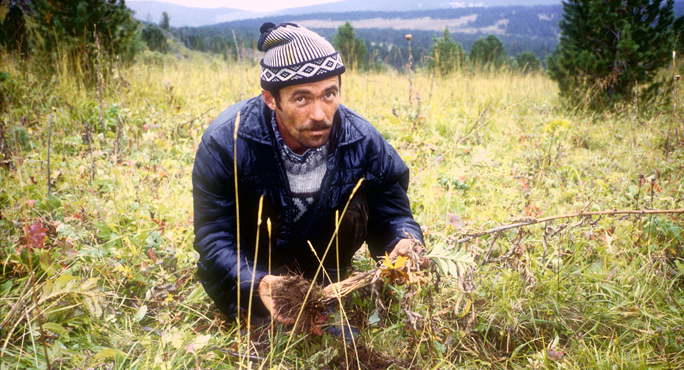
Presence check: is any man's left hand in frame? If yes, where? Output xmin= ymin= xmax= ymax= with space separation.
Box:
xmin=389 ymin=238 xmax=429 ymax=269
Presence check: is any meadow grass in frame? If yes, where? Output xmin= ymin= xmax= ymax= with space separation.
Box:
xmin=1 ymin=50 xmax=683 ymax=369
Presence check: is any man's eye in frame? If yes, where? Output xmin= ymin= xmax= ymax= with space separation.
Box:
xmin=325 ymin=92 xmax=336 ymax=98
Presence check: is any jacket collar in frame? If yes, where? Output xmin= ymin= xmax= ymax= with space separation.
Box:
xmin=237 ymin=96 xmax=365 ymax=148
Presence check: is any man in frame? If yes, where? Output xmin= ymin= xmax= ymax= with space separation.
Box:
xmin=193 ymin=22 xmax=424 ymax=323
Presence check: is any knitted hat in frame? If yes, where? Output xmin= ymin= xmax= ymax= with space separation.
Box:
xmin=258 ymin=22 xmax=345 ymax=90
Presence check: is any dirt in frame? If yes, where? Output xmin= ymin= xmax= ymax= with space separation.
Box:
xmin=271 ymin=274 xmax=327 ymax=334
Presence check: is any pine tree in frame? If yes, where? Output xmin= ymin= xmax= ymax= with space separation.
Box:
xmin=469 ymin=34 xmax=507 ymax=70
xmin=428 ymin=27 xmax=466 ymax=75
xmin=548 ymin=0 xmax=676 ymax=108
xmin=160 ymin=12 xmax=170 ymax=31
xmin=1 ymin=5 xmax=28 ymax=56
xmin=333 ymin=22 xmax=368 ymax=70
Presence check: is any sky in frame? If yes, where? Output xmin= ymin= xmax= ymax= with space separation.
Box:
xmin=126 ymin=0 xmax=341 ymax=12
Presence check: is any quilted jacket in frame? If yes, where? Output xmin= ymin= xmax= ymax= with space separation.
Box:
xmin=192 ymin=96 xmax=423 ymax=317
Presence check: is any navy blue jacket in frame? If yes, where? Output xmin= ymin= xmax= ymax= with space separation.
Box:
xmin=192 ymin=96 xmax=423 ymax=317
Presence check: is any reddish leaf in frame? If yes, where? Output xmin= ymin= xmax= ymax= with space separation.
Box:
xmin=148 ymin=248 xmax=157 ymax=264
xmin=23 ymin=222 xmax=48 ymax=252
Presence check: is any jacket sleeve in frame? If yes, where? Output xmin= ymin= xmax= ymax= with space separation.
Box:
xmin=364 ymin=136 xmax=424 ymax=259
xmin=192 ymin=132 xmax=269 ymax=317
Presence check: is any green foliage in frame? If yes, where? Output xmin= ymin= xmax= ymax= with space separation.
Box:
xmin=469 ymin=34 xmax=507 ymax=70
xmin=30 ymin=0 xmax=140 ymax=82
xmin=1 ymin=5 xmax=28 ymax=55
xmin=548 ymin=0 xmax=676 ymax=109
xmin=1 ymin=46 xmax=683 ymax=368
xmin=141 ymin=23 xmax=167 ymax=53
xmin=333 ymin=21 xmax=368 ymax=69
xmin=513 ymin=50 xmax=543 ymax=73
xmin=428 ymin=242 xmax=475 ymax=278
xmin=428 ymin=27 xmax=466 ymax=75
xmin=160 ymin=11 xmax=170 ymax=31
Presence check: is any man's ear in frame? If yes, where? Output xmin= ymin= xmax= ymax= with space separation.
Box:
xmin=261 ymin=89 xmax=277 ymax=111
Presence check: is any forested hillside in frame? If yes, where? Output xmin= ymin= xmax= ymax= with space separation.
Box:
xmin=175 ymin=5 xmax=563 ymax=68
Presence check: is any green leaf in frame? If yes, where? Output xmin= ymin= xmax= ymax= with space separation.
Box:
xmin=43 ymin=322 xmax=67 ymax=335
xmin=427 ymin=245 xmax=475 ymax=278
xmin=134 ymin=304 xmax=148 ymax=322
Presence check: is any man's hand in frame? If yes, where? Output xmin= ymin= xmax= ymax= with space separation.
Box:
xmin=389 ymin=238 xmax=429 ymax=269
xmin=258 ymin=275 xmax=295 ymax=325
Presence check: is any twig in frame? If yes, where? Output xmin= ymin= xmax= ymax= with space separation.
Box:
xmin=87 ymin=121 xmax=95 ymax=183
xmin=232 ymin=111 xmax=242 ymax=348
xmin=27 ymin=254 xmax=51 ymax=369
xmin=406 ymin=34 xmax=413 ymax=105
xmin=94 ymin=25 xmax=105 ymax=145
xmin=47 ymin=115 xmax=53 ymax=218
xmin=176 ymin=108 xmax=211 ymax=137
xmin=456 ymin=208 xmax=684 ymax=245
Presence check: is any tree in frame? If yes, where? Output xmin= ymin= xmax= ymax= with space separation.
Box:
xmin=514 ymin=50 xmax=543 ymax=74
xmin=1 ymin=5 xmax=28 ymax=56
xmin=428 ymin=27 xmax=466 ymax=75
xmin=547 ymin=0 xmax=676 ymax=108
xmin=160 ymin=11 xmax=170 ymax=31
xmin=469 ymin=34 xmax=507 ymax=69
xmin=141 ymin=24 xmax=167 ymax=52
xmin=674 ymin=14 xmax=684 ymax=54
xmin=30 ymin=0 xmax=140 ymax=82
xmin=333 ymin=22 xmax=368 ymax=69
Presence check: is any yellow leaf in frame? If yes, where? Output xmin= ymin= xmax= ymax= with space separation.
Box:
xmin=457 ymin=296 xmax=472 ymax=319
xmin=382 ymin=253 xmax=407 ymax=270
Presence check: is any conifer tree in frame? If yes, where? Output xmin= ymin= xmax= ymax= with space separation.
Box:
xmin=428 ymin=27 xmax=466 ymax=75
xmin=1 ymin=5 xmax=28 ymax=56
xmin=469 ymin=34 xmax=507 ymax=70
xmin=548 ymin=0 xmax=675 ymax=108
xmin=160 ymin=12 xmax=170 ymax=31
xmin=333 ymin=22 xmax=368 ymax=69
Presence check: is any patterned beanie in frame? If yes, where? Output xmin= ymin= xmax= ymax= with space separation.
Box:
xmin=258 ymin=22 xmax=345 ymax=90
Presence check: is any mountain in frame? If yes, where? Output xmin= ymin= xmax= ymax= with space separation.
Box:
xmin=276 ymin=0 xmax=561 ymax=15
xmin=175 ymin=5 xmax=564 ymax=70
xmin=126 ymin=1 xmax=258 ymax=27
xmin=127 ymin=0 xmax=562 ymax=27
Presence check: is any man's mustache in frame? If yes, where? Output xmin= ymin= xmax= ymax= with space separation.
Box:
xmin=302 ymin=119 xmax=333 ymax=131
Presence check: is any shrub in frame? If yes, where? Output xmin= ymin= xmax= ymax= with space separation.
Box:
xmin=30 ymin=0 xmax=140 ymax=83
xmin=514 ymin=50 xmax=543 ymax=74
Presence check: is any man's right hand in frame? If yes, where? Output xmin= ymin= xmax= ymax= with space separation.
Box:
xmin=258 ymin=275 xmax=295 ymax=325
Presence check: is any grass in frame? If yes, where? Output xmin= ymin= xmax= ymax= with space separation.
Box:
xmin=1 ymin=48 xmax=683 ymax=369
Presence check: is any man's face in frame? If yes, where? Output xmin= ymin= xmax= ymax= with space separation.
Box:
xmin=262 ymin=76 xmax=340 ymax=155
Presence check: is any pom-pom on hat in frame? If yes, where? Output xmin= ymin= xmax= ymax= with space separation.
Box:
xmin=258 ymin=22 xmax=345 ymax=90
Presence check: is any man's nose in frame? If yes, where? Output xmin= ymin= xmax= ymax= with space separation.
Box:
xmin=310 ymin=100 xmax=326 ymax=121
